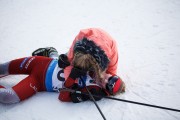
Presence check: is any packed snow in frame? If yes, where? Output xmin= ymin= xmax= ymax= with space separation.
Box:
xmin=0 ymin=0 xmax=180 ymax=120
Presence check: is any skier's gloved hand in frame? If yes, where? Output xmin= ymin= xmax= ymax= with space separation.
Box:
xmin=64 ymin=67 xmax=87 ymax=88
xmin=106 ymin=75 xmax=125 ymax=95
xmin=89 ymin=88 xmax=106 ymax=101
xmin=69 ymin=67 xmax=87 ymax=80
xmin=70 ymin=87 xmax=107 ymax=103
xmin=58 ymin=54 xmax=70 ymax=68
xmin=70 ymin=91 xmax=89 ymax=103
xmin=32 ymin=47 xmax=58 ymax=58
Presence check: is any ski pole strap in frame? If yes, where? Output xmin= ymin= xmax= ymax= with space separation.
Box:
xmin=59 ymin=88 xmax=180 ymax=113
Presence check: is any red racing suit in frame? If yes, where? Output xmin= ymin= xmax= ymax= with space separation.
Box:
xmin=6 ymin=56 xmax=108 ymax=102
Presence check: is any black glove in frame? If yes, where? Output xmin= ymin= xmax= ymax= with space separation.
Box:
xmin=69 ymin=67 xmax=87 ymax=80
xmin=70 ymin=88 xmax=106 ymax=103
xmin=64 ymin=68 xmax=86 ymax=88
xmin=89 ymin=88 xmax=106 ymax=101
xmin=70 ymin=91 xmax=89 ymax=103
xmin=106 ymin=75 xmax=120 ymax=95
xmin=32 ymin=47 xmax=58 ymax=57
xmin=58 ymin=54 xmax=70 ymax=68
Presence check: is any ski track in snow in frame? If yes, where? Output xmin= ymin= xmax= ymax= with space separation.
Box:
xmin=1 ymin=0 xmax=180 ymax=120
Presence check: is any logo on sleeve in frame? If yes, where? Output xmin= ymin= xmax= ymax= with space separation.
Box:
xmin=20 ymin=57 xmax=29 ymax=69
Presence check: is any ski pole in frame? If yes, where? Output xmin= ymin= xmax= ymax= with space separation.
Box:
xmin=82 ymin=92 xmax=180 ymax=113
xmin=80 ymin=77 xmax=106 ymax=120
xmin=60 ymin=88 xmax=180 ymax=113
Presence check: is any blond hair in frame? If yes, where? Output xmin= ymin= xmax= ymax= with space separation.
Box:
xmin=72 ymin=52 xmax=105 ymax=83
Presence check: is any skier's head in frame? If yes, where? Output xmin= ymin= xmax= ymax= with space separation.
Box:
xmin=74 ymin=38 xmax=109 ymax=71
xmin=72 ymin=38 xmax=110 ymax=82
xmin=72 ymin=52 xmax=105 ymax=82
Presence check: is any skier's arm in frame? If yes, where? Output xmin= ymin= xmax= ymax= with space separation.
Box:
xmin=59 ymin=85 xmax=107 ymax=103
xmin=58 ymin=67 xmax=87 ymax=102
xmin=70 ymin=86 xmax=108 ymax=103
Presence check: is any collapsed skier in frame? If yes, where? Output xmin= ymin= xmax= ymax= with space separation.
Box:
xmin=0 ymin=28 xmax=125 ymax=104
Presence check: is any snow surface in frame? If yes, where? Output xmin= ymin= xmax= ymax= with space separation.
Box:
xmin=0 ymin=0 xmax=180 ymax=120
